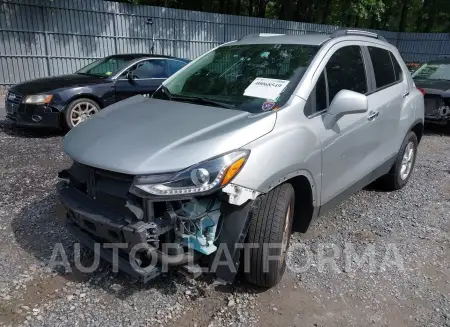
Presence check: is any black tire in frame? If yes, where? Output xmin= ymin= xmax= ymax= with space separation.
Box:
xmin=378 ymin=131 xmax=418 ymax=190
xmin=64 ymin=98 xmax=100 ymax=131
xmin=245 ymin=183 xmax=295 ymax=288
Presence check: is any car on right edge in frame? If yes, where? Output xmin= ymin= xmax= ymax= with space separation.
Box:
xmin=412 ymin=56 xmax=450 ymax=126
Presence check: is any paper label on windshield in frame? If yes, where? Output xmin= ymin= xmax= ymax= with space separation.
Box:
xmin=244 ymin=78 xmax=290 ymax=100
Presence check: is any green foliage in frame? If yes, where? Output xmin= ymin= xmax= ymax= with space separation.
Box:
xmin=111 ymin=0 xmax=450 ymax=32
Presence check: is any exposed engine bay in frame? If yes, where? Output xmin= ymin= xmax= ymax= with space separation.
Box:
xmin=57 ymin=162 xmax=258 ymax=282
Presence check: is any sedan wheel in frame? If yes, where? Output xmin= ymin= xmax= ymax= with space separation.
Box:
xmin=64 ymin=98 xmax=100 ymax=130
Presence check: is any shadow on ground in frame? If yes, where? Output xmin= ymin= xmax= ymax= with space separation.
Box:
xmin=0 ymin=119 xmax=64 ymax=139
xmin=10 ymin=193 xmax=258 ymax=300
xmin=424 ymin=122 xmax=450 ymax=136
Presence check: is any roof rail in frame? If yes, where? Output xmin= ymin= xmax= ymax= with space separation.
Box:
xmin=239 ymin=33 xmax=285 ymax=41
xmin=331 ymin=29 xmax=387 ymax=42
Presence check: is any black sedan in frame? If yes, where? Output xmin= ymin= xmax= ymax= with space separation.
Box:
xmin=412 ymin=57 xmax=450 ymax=126
xmin=5 ymin=54 xmax=189 ymax=129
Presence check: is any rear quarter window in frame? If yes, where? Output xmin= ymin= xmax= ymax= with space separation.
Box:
xmin=390 ymin=53 xmax=404 ymax=82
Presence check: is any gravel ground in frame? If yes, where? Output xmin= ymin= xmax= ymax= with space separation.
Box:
xmin=0 ymin=117 xmax=449 ymax=327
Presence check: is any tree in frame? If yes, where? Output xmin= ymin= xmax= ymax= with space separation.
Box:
xmin=398 ymin=0 xmax=409 ymax=32
xmin=111 ymin=0 xmax=450 ymax=32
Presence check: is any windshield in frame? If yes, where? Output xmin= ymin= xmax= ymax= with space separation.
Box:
xmin=412 ymin=62 xmax=450 ymax=81
xmin=77 ymin=56 xmax=136 ymax=77
xmin=153 ymin=44 xmax=319 ymax=113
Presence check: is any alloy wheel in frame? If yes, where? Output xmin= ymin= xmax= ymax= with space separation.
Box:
xmin=70 ymin=102 xmax=98 ymax=127
xmin=400 ymin=141 xmax=415 ymax=180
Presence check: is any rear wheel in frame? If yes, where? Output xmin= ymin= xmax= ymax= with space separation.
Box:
xmin=64 ymin=98 xmax=100 ymax=130
xmin=378 ymin=131 xmax=418 ymax=190
xmin=245 ymin=183 xmax=295 ymax=288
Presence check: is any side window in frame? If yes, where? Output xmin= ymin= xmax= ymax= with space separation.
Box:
xmin=316 ymin=71 xmax=328 ymax=111
xmin=326 ymin=46 xmax=367 ymax=102
xmin=305 ymin=71 xmax=328 ymax=116
xmin=368 ymin=47 xmax=396 ymax=88
xmin=125 ymin=59 xmax=168 ymax=79
xmin=168 ymin=60 xmax=188 ymax=76
xmin=390 ymin=53 xmax=403 ymax=82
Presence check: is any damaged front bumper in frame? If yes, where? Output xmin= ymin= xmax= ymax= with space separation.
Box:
xmin=58 ymin=181 xmax=195 ymax=281
xmin=56 ymin=163 xmax=259 ymax=283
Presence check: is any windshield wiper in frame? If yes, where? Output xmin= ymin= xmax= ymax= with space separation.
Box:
xmin=172 ymin=94 xmax=235 ymax=109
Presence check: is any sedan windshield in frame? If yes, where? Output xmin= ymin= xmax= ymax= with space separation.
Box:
xmin=153 ymin=44 xmax=319 ymax=113
xmin=77 ymin=56 xmax=136 ymax=77
xmin=412 ymin=62 xmax=450 ymax=81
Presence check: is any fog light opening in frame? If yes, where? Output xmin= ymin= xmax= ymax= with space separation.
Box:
xmin=32 ymin=115 xmax=42 ymax=122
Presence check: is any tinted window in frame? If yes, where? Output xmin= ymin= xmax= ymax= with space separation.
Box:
xmin=368 ymin=47 xmax=396 ymax=88
xmin=390 ymin=53 xmax=403 ymax=82
xmin=168 ymin=60 xmax=188 ymax=75
xmin=326 ymin=46 xmax=367 ymax=102
xmin=305 ymin=70 xmax=328 ymax=116
xmin=316 ymin=71 xmax=328 ymax=112
xmin=127 ymin=59 xmax=168 ymax=79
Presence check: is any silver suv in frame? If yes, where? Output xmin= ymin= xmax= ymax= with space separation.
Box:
xmin=58 ymin=30 xmax=424 ymax=288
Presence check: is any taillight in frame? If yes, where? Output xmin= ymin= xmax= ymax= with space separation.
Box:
xmin=417 ymin=88 xmax=425 ymax=96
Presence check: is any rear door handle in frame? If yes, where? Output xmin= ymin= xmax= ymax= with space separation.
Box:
xmin=403 ymin=90 xmax=410 ymax=98
xmin=368 ymin=111 xmax=379 ymax=120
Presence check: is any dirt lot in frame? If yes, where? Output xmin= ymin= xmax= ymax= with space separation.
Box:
xmin=0 ymin=113 xmax=449 ymax=327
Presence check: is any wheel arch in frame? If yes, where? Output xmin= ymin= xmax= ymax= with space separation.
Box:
xmin=409 ymin=119 xmax=424 ymax=144
xmin=262 ymin=169 xmax=318 ymax=233
xmin=64 ymin=94 xmax=104 ymax=111
xmin=286 ymin=175 xmax=317 ymax=233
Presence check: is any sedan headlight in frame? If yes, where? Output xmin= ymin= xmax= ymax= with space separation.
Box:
xmin=24 ymin=94 xmax=53 ymax=104
xmin=131 ymin=150 xmax=249 ymax=197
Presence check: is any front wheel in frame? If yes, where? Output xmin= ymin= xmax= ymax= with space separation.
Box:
xmin=64 ymin=98 xmax=100 ymax=130
xmin=245 ymin=183 xmax=295 ymax=288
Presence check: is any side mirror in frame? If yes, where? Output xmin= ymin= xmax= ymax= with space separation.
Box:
xmin=126 ymin=71 xmax=135 ymax=82
xmin=323 ymin=89 xmax=368 ymax=129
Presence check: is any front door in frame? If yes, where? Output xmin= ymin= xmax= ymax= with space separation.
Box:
xmin=114 ymin=59 xmax=168 ymax=102
xmin=307 ymin=45 xmax=383 ymax=206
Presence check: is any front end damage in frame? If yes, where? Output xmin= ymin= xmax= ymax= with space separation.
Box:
xmin=57 ymin=162 xmax=260 ymax=283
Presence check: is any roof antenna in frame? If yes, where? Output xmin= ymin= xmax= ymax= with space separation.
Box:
xmin=146 ymin=18 xmax=155 ymax=54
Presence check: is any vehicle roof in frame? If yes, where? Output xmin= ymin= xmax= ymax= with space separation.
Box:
xmin=107 ymin=53 xmax=188 ymax=61
xmin=225 ymin=32 xmax=393 ymax=48
xmin=229 ymin=34 xmax=331 ymax=46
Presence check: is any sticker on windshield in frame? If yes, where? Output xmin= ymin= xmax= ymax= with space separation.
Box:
xmin=262 ymin=101 xmax=276 ymax=111
xmin=244 ymin=78 xmax=290 ymax=100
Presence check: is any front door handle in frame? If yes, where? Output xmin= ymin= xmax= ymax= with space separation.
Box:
xmin=368 ymin=111 xmax=379 ymax=120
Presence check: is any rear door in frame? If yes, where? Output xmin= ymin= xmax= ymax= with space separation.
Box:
xmin=114 ymin=59 xmax=169 ymax=101
xmin=365 ymin=46 xmax=409 ymax=161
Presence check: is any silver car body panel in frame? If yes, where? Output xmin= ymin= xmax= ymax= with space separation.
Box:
xmin=64 ymin=33 xmax=424 ymax=208
xmin=63 ymin=96 xmax=276 ymax=175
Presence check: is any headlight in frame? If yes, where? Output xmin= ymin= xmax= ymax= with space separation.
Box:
xmin=24 ymin=94 xmax=53 ymax=104
xmin=131 ymin=150 xmax=249 ymax=197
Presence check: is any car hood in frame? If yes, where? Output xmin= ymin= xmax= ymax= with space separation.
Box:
xmin=414 ymin=79 xmax=450 ymax=95
xmin=63 ymin=96 xmax=276 ymax=175
xmin=10 ymin=74 xmax=109 ymax=95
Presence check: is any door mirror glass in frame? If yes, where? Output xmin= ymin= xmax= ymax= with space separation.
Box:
xmin=324 ymin=89 xmax=368 ymax=128
xmin=126 ymin=70 xmax=135 ymax=81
